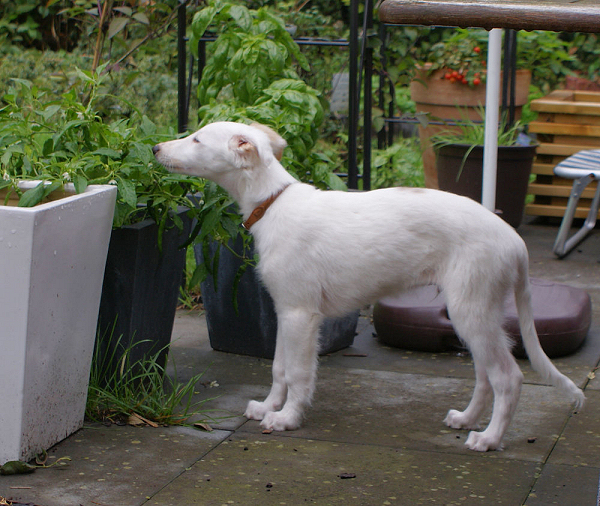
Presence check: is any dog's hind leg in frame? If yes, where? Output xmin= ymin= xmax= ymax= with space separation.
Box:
xmin=445 ymin=289 xmax=523 ymax=451
xmin=258 ymin=308 xmax=323 ymax=431
xmin=464 ymin=341 xmax=523 ymax=451
xmin=444 ymin=359 xmax=493 ymax=430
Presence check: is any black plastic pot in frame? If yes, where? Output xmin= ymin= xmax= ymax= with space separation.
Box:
xmin=96 ymin=209 xmax=193 ymax=378
xmin=196 ymin=236 xmax=358 ymax=359
xmin=436 ymin=143 xmax=537 ymax=228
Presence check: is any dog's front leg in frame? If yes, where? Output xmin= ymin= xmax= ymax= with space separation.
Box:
xmin=247 ymin=309 xmax=322 ymax=431
xmin=244 ymin=339 xmax=288 ymax=421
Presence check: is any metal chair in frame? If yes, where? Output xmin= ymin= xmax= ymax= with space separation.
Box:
xmin=552 ymin=149 xmax=600 ymax=258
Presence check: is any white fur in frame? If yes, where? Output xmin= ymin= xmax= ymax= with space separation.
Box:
xmin=154 ymin=121 xmax=585 ymax=451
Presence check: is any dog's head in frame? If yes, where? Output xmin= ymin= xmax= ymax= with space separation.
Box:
xmin=152 ymin=122 xmax=287 ymax=182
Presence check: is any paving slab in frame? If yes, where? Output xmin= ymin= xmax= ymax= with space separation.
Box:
xmin=524 ymin=463 xmax=600 ymax=506
xmin=145 ymin=432 xmax=538 ymax=506
xmin=238 ymin=368 xmax=576 ymax=462
xmin=0 ymin=425 xmax=229 ymax=506
xmin=546 ymin=389 xmax=600 ymax=468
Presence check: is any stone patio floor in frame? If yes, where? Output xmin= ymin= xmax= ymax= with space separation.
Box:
xmin=2 ymin=216 xmax=600 ymax=506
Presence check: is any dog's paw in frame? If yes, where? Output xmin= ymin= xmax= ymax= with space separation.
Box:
xmin=260 ymin=410 xmax=302 ymax=432
xmin=465 ymin=431 xmax=503 ymax=452
xmin=244 ymin=400 xmax=271 ymax=421
xmin=444 ymin=409 xmax=480 ymax=430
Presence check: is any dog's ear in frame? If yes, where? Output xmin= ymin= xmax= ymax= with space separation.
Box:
xmin=250 ymin=123 xmax=287 ymax=161
xmin=229 ymin=134 xmax=260 ymax=169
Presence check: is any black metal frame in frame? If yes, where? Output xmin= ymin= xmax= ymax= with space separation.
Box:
xmin=176 ymin=0 xmax=373 ymax=190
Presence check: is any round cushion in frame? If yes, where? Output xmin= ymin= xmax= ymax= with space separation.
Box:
xmin=373 ymin=278 xmax=591 ymax=358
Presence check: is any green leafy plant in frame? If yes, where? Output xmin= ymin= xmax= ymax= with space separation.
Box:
xmin=86 ymin=329 xmax=217 ymax=426
xmin=371 ymin=137 xmax=424 ymax=189
xmin=190 ymin=0 xmax=344 ymax=190
xmin=409 ymin=27 xmax=576 ymax=91
xmin=0 ymin=66 xmax=202 ymax=234
xmin=185 ymin=0 xmax=348 ymax=294
xmin=425 ymin=28 xmax=488 ymax=87
xmin=430 ymin=107 xmax=532 ymax=179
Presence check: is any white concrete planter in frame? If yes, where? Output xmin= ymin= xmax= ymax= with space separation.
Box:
xmin=0 ymin=181 xmax=117 ymax=463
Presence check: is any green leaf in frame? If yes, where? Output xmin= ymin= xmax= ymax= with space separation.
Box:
xmin=191 ymin=6 xmax=217 ymax=40
xmin=18 ymin=181 xmax=46 ymax=207
xmin=41 ymin=104 xmax=61 ymax=121
xmin=117 ymin=177 xmax=137 ymax=208
xmin=228 ymin=4 xmax=252 ymax=31
xmin=74 ymin=174 xmax=88 ymax=194
xmin=92 ymin=147 xmax=121 ymax=159
xmin=198 ymin=205 xmax=223 ymax=242
xmin=74 ymin=67 xmax=94 ymax=83
xmin=188 ymin=262 xmax=207 ymax=289
xmin=132 ymin=12 xmax=150 ymax=25
xmin=113 ymin=6 xmax=133 ymax=17
xmin=0 ymin=460 xmax=36 ymax=475
xmin=107 ymin=17 xmax=129 ymax=40
xmin=327 ymin=172 xmax=347 ymax=191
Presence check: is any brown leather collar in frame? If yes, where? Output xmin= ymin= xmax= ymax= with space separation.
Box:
xmin=242 ymin=184 xmax=292 ymax=230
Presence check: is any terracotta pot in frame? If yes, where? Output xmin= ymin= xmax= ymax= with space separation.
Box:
xmin=411 ymin=64 xmax=531 ymax=188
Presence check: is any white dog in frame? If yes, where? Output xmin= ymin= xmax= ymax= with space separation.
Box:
xmin=153 ymin=121 xmax=584 ymax=451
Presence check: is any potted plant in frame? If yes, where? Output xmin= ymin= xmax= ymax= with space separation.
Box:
xmin=431 ymin=112 xmax=537 ymax=229
xmin=0 ymin=178 xmax=117 ymax=463
xmin=409 ymin=28 xmax=532 ymax=189
xmin=187 ymin=1 xmax=359 ymax=357
xmin=0 ymin=70 xmax=204 ymax=382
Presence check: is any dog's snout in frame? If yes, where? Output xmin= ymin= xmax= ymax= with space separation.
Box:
xmin=152 ymin=144 xmax=161 ymax=155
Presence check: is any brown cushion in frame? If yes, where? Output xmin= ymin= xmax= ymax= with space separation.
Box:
xmin=373 ymin=279 xmax=591 ymax=358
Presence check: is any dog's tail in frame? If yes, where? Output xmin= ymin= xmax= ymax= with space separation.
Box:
xmin=514 ymin=257 xmax=585 ymax=409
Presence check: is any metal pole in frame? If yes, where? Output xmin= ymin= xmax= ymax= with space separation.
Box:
xmin=177 ymin=0 xmax=187 ymax=133
xmin=378 ymin=23 xmax=387 ymax=150
xmin=362 ymin=0 xmax=373 ymax=191
xmin=348 ymin=0 xmax=359 ymax=189
xmin=482 ymin=28 xmax=502 ymax=212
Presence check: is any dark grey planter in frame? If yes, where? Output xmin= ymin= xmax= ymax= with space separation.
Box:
xmin=436 ymin=143 xmax=537 ymax=228
xmin=96 ymin=208 xmax=193 ymax=378
xmin=196 ymin=236 xmax=358 ymax=359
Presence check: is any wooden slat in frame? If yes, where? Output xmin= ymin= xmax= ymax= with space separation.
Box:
xmin=527 ymin=183 xmax=598 ymax=199
xmin=530 ymin=99 xmax=600 ymax=116
xmin=379 ymin=0 xmax=600 ymax=34
xmin=529 ymin=121 xmax=600 ymax=136
xmin=531 ymin=162 xmax=557 ymax=176
xmin=535 ymin=143 xmax=595 ymax=156
xmin=535 ymin=112 xmax=600 ymax=126
xmin=573 ymin=91 xmax=600 ymax=103
xmin=525 ymin=203 xmax=593 ymax=219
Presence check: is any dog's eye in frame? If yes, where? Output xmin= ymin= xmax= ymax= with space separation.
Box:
xmin=192 ymin=137 xmax=200 ymax=144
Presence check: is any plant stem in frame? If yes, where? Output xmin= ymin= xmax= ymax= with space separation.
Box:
xmin=92 ymin=0 xmax=114 ymax=73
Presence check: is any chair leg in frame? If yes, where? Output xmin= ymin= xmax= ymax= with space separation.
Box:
xmin=553 ymin=174 xmax=600 ymax=258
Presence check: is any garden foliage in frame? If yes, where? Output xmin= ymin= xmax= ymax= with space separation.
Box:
xmin=0 ymin=66 xmax=202 ymax=232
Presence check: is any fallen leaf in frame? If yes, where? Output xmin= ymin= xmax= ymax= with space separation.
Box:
xmin=0 ymin=461 xmax=36 ymax=475
xmin=587 ymin=371 xmax=596 ymax=380
xmin=128 ymin=413 xmax=159 ymax=428
xmin=194 ymin=422 xmax=213 ymax=432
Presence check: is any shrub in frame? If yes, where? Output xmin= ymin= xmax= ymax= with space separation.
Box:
xmin=0 ymin=65 xmax=202 ymax=232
